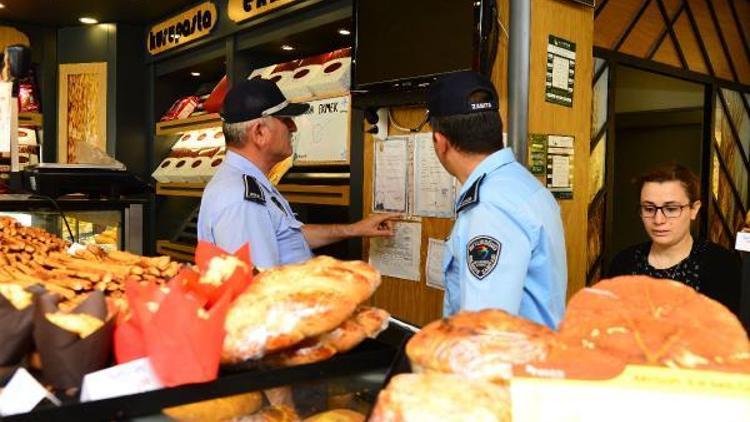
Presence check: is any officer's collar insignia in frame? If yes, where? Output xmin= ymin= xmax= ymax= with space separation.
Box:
xmin=243 ymin=175 xmax=266 ymax=204
xmin=466 ymin=235 xmax=501 ymax=279
xmin=456 ymin=174 xmax=486 ymax=214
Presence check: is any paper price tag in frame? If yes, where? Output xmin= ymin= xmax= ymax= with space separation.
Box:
xmin=734 ymin=232 xmax=750 ymax=252
xmin=0 ymin=368 xmax=61 ymax=416
xmin=511 ymin=366 xmax=750 ymax=422
xmin=80 ymin=358 xmax=163 ymax=402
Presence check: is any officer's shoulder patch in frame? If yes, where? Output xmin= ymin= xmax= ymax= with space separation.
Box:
xmin=466 ymin=235 xmax=501 ymax=280
xmin=243 ymin=175 xmax=266 ymax=204
xmin=456 ymin=174 xmax=486 ymax=214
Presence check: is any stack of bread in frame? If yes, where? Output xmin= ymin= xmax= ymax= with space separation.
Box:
xmin=152 ymin=127 xmax=226 ymax=184
xmin=371 ymin=275 xmax=750 ymax=421
xmin=0 ymin=216 xmax=180 ymax=303
xmin=222 ymin=256 xmax=390 ymax=367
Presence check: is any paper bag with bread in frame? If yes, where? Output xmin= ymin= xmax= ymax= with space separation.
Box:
xmin=0 ymin=283 xmax=42 ymax=367
xmin=32 ymin=290 xmax=115 ymax=391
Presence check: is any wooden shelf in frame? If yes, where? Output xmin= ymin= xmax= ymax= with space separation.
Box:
xmin=156 ymin=182 xmax=206 ymax=198
xmin=19 ymin=112 xmax=43 ymax=128
xmin=278 ymin=184 xmax=350 ymax=206
xmin=156 ymin=240 xmax=195 ymax=262
xmin=155 ymin=113 xmax=222 ymax=136
xmin=156 ymin=181 xmax=350 ymax=206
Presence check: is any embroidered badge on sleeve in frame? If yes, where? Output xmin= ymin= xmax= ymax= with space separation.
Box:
xmin=466 ymin=236 xmax=501 ymax=279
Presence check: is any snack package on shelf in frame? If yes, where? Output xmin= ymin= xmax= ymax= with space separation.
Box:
xmin=33 ymin=291 xmax=115 ymax=391
xmin=160 ymin=96 xmax=200 ymax=122
xmin=18 ymin=75 xmax=40 ymax=113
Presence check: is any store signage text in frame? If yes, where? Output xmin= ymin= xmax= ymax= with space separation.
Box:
xmin=228 ymin=0 xmax=301 ymax=23
xmin=148 ymin=2 xmax=218 ymax=55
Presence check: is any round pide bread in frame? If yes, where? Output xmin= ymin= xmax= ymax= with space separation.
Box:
xmin=559 ymin=276 xmax=750 ymax=373
xmin=406 ymin=309 xmax=555 ymax=381
xmin=222 ymin=257 xmax=381 ymax=363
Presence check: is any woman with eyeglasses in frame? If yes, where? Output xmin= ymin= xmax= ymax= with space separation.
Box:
xmin=607 ymin=164 xmax=741 ymax=315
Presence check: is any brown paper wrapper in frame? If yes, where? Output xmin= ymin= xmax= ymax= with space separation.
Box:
xmin=33 ymin=291 xmax=115 ymax=390
xmin=0 ymin=285 xmax=43 ymax=366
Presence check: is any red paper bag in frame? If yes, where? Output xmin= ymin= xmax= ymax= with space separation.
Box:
xmin=135 ymin=279 xmax=231 ymax=387
xmin=113 ymin=279 xmax=169 ymax=364
xmin=184 ymin=241 xmax=253 ymax=306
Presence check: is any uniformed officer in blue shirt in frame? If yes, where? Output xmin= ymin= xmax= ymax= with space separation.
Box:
xmin=426 ymin=71 xmax=567 ymax=329
xmin=198 ymin=78 xmax=397 ymax=268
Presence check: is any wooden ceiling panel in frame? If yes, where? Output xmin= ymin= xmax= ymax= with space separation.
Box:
xmin=715 ymin=0 xmax=750 ymax=85
xmin=661 ymin=0 xmax=684 ymax=18
xmin=594 ymin=0 xmax=645 ymax=49
xmin=686 ymin=0 xmax=734 ymax=80
xmin=652 ymin=36 xmax=684 ymax=69
xmin=620 ymin=1 xmax=665 ymax=58
xmin=673 ymin=12 xmax=710 ymax=75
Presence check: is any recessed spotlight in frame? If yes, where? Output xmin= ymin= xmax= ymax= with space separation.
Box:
xmin=0 ymin=4 xmax=6 ymax=9
xmin=281 ymin=44 xmax=294 ymax=51
xmin=338 ymin=28 xmax=351 ymax=36
xmin=190 ymin=72 xmax=201 ymax=77
xmin=79 ymin=17 xmax=98 ymax=24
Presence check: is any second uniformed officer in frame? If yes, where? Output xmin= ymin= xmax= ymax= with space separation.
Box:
xmin=198 ymin=78 xmax=396 ymax=268
xmin=426 ymin=71 xmax=567 ymax=329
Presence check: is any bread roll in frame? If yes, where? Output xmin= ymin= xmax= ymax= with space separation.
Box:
xmin=163 ymin=391 xmax=263 ymax=421
xmin=222 ymin=257 xmax=380 ymax=363
xmin=370 ymin=373 xmax=510 ymax=422
xmin=263 ymin=307 xmax=390 ymax=367
xmin=303 ymin=409 xmax=364 ymax=422
xmin=406 ymin=309 xmax=554 ymax=381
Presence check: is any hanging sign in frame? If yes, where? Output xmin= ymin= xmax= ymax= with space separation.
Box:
xmin=528 ymin=134 xmax=575 ymax=200
xmin=147 ymin=2 xmax=218 ymax=55
xmin=545 ymin=35 xmax=576 ymax=107
xmin=228 ymin=0 xmax=302 ymax=23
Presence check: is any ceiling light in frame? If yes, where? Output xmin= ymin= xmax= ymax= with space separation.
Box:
xmin=281 ymin=45 xmax=294 ymax=51
xmin=79 ymin=17 xmax=98 ymax=24
xmin=0 ymin=4 xmax=5 ymax=9
xmin=338 ymin=28 xmax=351 ymax=36
xmin=190 ymin=72 xmax=201 ymax=77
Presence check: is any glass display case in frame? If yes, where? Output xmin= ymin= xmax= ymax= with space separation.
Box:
xmin=3 ymin=324 xmax=413 ymax=422
xmin=0 ymin=195 xmax=146 ymax=254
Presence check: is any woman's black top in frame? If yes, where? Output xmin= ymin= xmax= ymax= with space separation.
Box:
xmin=607 ymin=239 xmax=741 ymax=315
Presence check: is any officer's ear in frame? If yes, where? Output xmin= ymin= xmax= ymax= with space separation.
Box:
xmin=247 ymin=119 xmax=268 ymax=147
xmin=433 ymin=131 xmax=451 ymax=156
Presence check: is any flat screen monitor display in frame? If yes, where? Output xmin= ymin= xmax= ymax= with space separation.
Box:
xmin=353 ymin=0 xmax=478 ymax=91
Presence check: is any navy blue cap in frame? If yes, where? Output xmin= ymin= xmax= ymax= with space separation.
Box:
xmin=220 ymin=78 xmax=310 ymax=124
xmin=426 ymin=71 xmax=499 ymax=118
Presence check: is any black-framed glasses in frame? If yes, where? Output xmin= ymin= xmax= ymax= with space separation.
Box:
xmin=639 ymin=203 xmax=691 ymax=218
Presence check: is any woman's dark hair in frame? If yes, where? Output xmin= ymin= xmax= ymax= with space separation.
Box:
xmin=637 ymin=164 xmax=701 ymax=203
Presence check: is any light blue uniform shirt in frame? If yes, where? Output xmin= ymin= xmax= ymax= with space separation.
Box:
xmin=443 ymin=148 xmax=567 ymax=329
xmin=197 ymin=150 xmax=313 ymax=268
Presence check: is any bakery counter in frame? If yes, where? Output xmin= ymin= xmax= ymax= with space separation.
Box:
xmin=4 ymin=324 xmax=412 ymax=422
xmin=0 ymin=194 xmax=147 ymax=254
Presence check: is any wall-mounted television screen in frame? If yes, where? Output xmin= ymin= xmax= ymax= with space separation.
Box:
xmin=353 ymin=0 xmax=490 ymax=93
